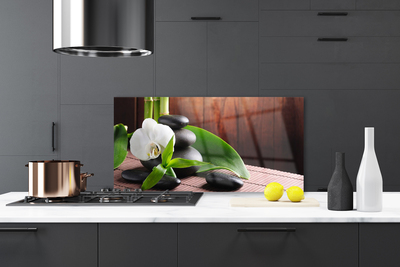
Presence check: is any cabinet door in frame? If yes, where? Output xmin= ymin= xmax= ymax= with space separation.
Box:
xmin=156 ymin=0 xmax=258 ymax=21
xmin=208 ymin=22 xmax=258 ymax=96
xmin=357 ymin=0 xmax=400 ymax=10
xmin=99 ymin=223 xmax=177 ymax=267
xmin=260 ymin=63 xmax=400 ymax=90
xmin=155 ymin=22 xmax=208 ymax=96
xmin=359 ymin=223 xmax=400 ymax=267
xmin=178 ymin=223 xmax=358 ymax=267
xmin=60 ymin=105 xmax=114 ymax=190
xmin=60 ymin=56 xmax=154 ymax=105
xmin=260 ymin=11 xmax=400 ymax=37
xmin=260 ymin=37 xmax=400 ymax=63
xmin=0 ymin=0 xmax=57 ymax=156
xmin=0 ymin=223 xmax=97 ymax=267
xmin=311 ymin=0 xmax=356 ymax=10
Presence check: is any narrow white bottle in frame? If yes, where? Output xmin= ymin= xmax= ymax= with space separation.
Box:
xmin=356 ymin=127 xmax=383 ymax=212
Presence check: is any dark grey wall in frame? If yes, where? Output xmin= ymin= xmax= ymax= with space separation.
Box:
xmin=0 ymin=0 xmax=399 ymax=193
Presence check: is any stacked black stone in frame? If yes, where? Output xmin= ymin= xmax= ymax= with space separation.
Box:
xmin=121 ymin=168 xmax=181 ymax=190
xmin=141 ymin=115 xmax=203 ymax=178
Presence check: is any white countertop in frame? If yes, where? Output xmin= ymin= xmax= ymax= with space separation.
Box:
xmin=1 ymin=192 xmax=400 ymax=223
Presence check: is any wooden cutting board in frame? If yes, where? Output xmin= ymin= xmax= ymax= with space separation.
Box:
xmin=230 ymin=197 xmax=320 ymax=207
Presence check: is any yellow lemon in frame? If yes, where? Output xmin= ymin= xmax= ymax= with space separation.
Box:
xmin=286 ymin=186 xmax=305 ymax=202
xmin=264 ymin=182 xmax=284 ymax=201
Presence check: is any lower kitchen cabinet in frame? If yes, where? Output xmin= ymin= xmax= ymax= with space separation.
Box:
xmin=178 ymin=223 xmax=358 ymax=267
xmin=99 ymin=223 xmax=178 ymax=267
xmin=359 ymin=223 xmax=400 ymax=267
xmin=0 ymin=223 xmax=97 ymax=267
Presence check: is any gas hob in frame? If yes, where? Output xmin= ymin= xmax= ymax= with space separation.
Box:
xmin=6 ymin=189 xmax=203 ymax=206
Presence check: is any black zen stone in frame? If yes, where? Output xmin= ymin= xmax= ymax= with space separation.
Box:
xmin=121 ymin=168 xmax=181 ymax=190
xmin=140 ymin=158 xmax=162 ymax=172
xmin=174 ymin=128 xmax=196 ymax=148
xmin=171 ymin=146 xmax=203 ymax=178
xmin=205 ymin=172 xmax=244 ymax=191
xmin=140 ymin=146 xmax=203 ymax=178
xmin=121 ymin=169 xmax=150 ymax=182
xmin=153 ymin=175 xmax=181 ymax=190
xmin=158 ymin=115 xmax=189 ymax=129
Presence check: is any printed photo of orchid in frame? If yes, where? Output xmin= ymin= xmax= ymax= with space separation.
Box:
xmin=130 ymin=118 xmax=175 ymax=161
xmin=114 ymin=97 xmax=304 ymax=192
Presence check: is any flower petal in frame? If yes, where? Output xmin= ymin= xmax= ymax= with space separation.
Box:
xmin=130 ymin=128 xmax=151 ymax=160
xmin=153 ymin=124 xmax=175 ymax=150
xmin=142 ymin=118 xmax=157 ymax=141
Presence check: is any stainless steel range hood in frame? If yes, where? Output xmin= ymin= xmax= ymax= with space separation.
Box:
xmin=53 ymin=0 xmax=154 ymax=57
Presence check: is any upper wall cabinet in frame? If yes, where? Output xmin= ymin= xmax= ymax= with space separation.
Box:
xmin=156 ymin=0 xmax=258 ymax=21
xmin=0 ymin=0 xmax=57 ymax=156
xmin=155 ymin=0 xmax=259 ymax=97
xmin=260 ymin=0 xmax=356 ymax=10
xmin=357 ymin=0 xmax=400 ymax=10
xmin=260 ymin=11 xmax=400 ymax=37
xmin=259 ymin=3 xmax=400 ymax=90
xmin=60 ymin=56 xmax=154 ymax=105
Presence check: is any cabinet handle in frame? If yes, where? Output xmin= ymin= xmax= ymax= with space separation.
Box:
xmin=317 ymin=12 xmax=348 ymax=16
xmin=237 ymin=228 xmax=296 ymax=232
xmin=0 ymin=228 xmax=38 ymax=232
xmin=52 ymin=122 xmax=56 ymax=152
xmin=318 ymin=38 xmax=348 ymax=42
xmin=191 ymin=17 xmax=221 ymax=20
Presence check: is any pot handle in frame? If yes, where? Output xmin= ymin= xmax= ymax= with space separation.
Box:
xmin=81 ymin=172 xmax=94 ymax=179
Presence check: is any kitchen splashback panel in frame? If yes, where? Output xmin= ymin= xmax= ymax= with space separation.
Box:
xmin=114 ymin=97 xmax=304 ymax=192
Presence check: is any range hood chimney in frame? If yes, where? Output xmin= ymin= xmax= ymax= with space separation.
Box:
xmin=53 ymin=0 xmax=154 ymax=57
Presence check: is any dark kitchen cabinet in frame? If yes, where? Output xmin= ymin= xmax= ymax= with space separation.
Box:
xmin=259 ymin=10 xmax=400 ymax=90
xmin=178 ymin=223 xmax=358 ymax=267
xmin=259 ymin=11 xmax=400 ymax=37
xmin=359 ymin=223 xmax=400 ymax=267
xmin=155 ymin=22 xmax=207 ymax=96
xmin=60 ymin=105 xmax=114 ymax=190
xmin=0 ymin=223 xmax=97 ymax=267
xmin=155 ymin=0 xmax=259 ymax=97
xmin=357 ymin=0 xmax=400 ymax=10
xmin=0 ymin=0 xmax=57 ymax=193
xmin=98 ymin=223 xmax=178 ymax=267
xmin=259 ymin=0 xmax=356 ymax=10
xmin=59 ymin=56 xmax=154 ymax=105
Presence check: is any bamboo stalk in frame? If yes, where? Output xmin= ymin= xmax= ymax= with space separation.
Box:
xmin=160 ymin=97 xmax=169 ymax=116
xmin=144 ymin=97 xmax=153 ymax=119
xmin=153 ymin=97 xmax=160 ymax=122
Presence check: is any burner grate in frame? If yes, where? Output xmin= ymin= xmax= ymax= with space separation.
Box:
xmin=7 ymin=189 xmax=203 ymax=206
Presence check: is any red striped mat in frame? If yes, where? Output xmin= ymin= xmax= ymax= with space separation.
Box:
xmin=114 ymin=152 xmax=303 ymax=192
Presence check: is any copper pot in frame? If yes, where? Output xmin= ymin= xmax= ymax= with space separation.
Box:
xmin=26 ymin=160 xmax=94 ymax=198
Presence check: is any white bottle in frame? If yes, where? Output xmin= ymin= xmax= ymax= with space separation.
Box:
xmin=356 ymin=127 xmax=383 ymax=212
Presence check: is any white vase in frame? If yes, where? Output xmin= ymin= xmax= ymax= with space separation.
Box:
xmin=356 ymin=127 xmax=383 ymax=212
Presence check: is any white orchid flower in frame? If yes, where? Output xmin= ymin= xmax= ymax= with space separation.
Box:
xmin=130 ymin=118 xmax=175 ymax=161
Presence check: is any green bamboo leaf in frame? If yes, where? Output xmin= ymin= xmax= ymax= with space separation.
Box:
xmin=141 ymin=164 xmax=167 ymax=190
xmin=184 ymin=125 xmax=250 ymax=179
xmin=127 ymin=132 xmax=133 ymax=139
xmin=166 ymin=158 xmax=210 ymax=169
xmin=195 ymin=163 xmax=241 ymax=177
xmin=114 ymin=124 xmax=128 ymax=169
xmin=162 ymin=136 xmax=175 ymax=167
xmin=165 ymin=167 xmax=177 ymax=178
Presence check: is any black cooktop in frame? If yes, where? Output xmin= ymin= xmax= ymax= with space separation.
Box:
xmin=6 ymin=189 xmax=203 ymax=206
